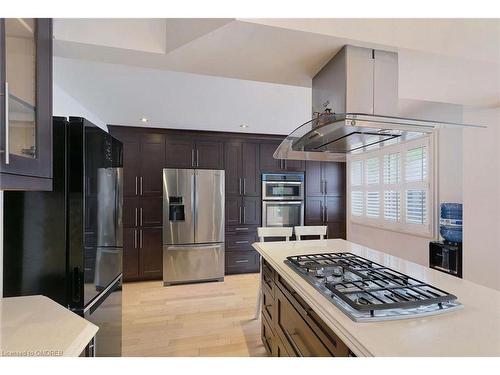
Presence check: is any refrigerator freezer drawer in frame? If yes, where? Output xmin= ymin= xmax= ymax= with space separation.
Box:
xmin=163 ymin=243 xmax=225 ymax=285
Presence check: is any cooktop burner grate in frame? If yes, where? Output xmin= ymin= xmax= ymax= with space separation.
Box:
xmin=285 ymin=252 xmax=462 ymax=321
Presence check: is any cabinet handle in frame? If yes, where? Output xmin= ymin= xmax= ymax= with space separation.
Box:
xmin=191 ymin=149 xmax=195 ymax=167
xmin=325 ymin=205 xmax=328 ymax=222
xmin=243 ymin=205 xmax=246 ymax=224
xmin=243 ymin=178 xmax=246 ymax=195
xmin=139 ymin=230 xmax=143 ymax=248
xmin=235 ymin=259 xmax=249 ymax=263
xmin=140 ymin=177 xmax=143 ymax=195
xmin=135 ymin=208 xmax=138 ymax=227
xmin=196 ymin=149 xmax=199 ymax=167
xmin=4 ymin=82 xmax=9 ymax=164
xmin=140 ymin=207 xmax=143 ymax=226
xmin=235 ymin=240 xmax=249 ymax=244
xmin=320 ymin=180 xmax=324 ymax=195
xmin=239 ymin=206 xmax=242 ymax=224
xmin=324 ymin=180 xmax=327 ymax=195
xmin=320 ymin=201 xmax=324 ymax=223
xmin=235 ymin=227 xmax=249 ymax=231
xmin=286 ymin=329 xmax=305 ymax=357
xmin=135 ymin=176 xmax=138 ymax=195
xmin=134 ymin=229 xmax=138 ymax=249
xmin=239 ymin=177 xmax=242 ymax=195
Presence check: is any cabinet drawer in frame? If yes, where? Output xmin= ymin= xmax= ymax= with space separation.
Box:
xmin=261 ymin=313 xmax=275 ymax=356
xmin=275 ymin=287 xmax=330 ymax=357
xmin=225 ymin=250 xmax=259 ymax=274
xmin=225 ymin=232 xmax=257 ymax=251
xmin=276 ymin=274 xmax=350 ymax=357
xmin=225 ymin=225 xmax=259 ymax=235
xmin=262 ymin=281 xmax=275 ymax=324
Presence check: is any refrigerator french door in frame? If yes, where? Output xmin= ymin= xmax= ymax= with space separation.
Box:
xmin=162 ymin=168 xmax=225 ymax=285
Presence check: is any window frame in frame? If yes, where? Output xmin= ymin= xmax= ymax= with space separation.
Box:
xmin=347 ymin=136 xmax=436 ymax=238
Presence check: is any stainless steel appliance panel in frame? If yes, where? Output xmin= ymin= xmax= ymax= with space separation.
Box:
xmin=163 ymin=168 xmax=195 ymax=244
xmin=262 ymin=200 xmax=304 ymax=227
xmin=262 ymin=180 xmax=304 ymax=200
xmin=83 ymin=275 xmax=122 ymax=356
xmin=163 ymin=243 xmax=224 ymax=285
xmin=195 ymin=169 xmax=224 ymax=243
xmin=97 ymin=168 xmax=123 ymax=247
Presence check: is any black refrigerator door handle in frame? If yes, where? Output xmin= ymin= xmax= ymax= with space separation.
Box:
xmin=72 ymin=267 xmax=81 ymax=303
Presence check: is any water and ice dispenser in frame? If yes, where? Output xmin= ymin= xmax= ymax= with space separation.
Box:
xmin=168 ymin=196 xmax=185 ymax=221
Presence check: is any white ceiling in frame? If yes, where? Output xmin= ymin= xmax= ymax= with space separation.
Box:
xmin=53 ymin=18 xmax=500 ymax=132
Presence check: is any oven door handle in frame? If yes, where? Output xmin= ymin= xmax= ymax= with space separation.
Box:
xmin=271 ymin=201 xmax=303 ymax=205
xmin=263 ymin=181 xmax=303 ymax=185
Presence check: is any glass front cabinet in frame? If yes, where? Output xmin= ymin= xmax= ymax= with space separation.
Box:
xmin=0 ymin=18 xmax=53 ymax=190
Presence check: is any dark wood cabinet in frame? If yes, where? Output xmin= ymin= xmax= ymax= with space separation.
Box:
xmin=121 ymin=136 xmax=141 ymax=197
xmin=225 ymin=196 xmax=242 ymax=226
xmin=242 ymin=196 xmax=260 ymax=225
xmin=305 ymin=161 xmax=346 ymax=239
xmin=165 ymin=138 xmax=194 ymax=168
xmin=260 ymin=142 xmax=304 ymax=173
xmin=139 ymin=227 xmax=163 ymax=279
xmin=123 ymin=228 xmax=140 ymax=280
xmin=225 ymin=141 xmax=259 ymax=197
xmin=241 ymin=142 xmax=260 ymax=196
xmin=165 ymin=138 xmax=223 ymax=169
xmin=196 ymin=140 xmax=223 ymax=169
xmin=305 ymin=161 xmax=322 ymax=197
xmin=224 ymin=142 xmax=243 ymax=196
xmin=261 ymin=259 xmax=352 ymax=357
xmin=0 ymin=19 xmax=53 ymax=190
xmin=123 ymin=196 xmax=139 ymax=228
xmin=140 ymin=133 xmax=166 ymax=196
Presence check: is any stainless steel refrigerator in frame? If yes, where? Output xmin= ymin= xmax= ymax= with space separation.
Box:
xmin=162 ymin=168 xmax=225 ymax=285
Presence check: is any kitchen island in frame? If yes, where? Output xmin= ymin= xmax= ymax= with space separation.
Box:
xmin=252 ymin=239 xmax=500 ymax=356
xmin=0 ymin=295 xmax=98 ymax=357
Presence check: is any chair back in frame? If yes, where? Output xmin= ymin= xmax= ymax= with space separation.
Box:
xmin=294 ymin=225 xmax=327 ymax=241
xmin=257 ymin=227 xmax=293 ymax=242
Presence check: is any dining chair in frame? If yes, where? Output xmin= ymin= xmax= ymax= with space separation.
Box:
xmin=254 ymin=227 xmax=293 ymax=319
xmin=294 ymin=225 xmax=327 ymax=240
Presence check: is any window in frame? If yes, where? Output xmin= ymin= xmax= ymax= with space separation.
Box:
xmin=348 ymin=137 xmax=433 ymax=237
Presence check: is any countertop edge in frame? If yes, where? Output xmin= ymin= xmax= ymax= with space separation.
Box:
xmin=253 ymin=242 xmax=373 ymax=357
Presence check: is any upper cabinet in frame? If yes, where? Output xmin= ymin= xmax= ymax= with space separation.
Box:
xmin=225 ymin=141 xmax=260 ymax=197
xmin=165 ymin=137 xmax=223 ymax=169
xmin=260 ymin=141 xmax=304 ymax=173
xmin=0 ymin=18 xmax=53 ymax=190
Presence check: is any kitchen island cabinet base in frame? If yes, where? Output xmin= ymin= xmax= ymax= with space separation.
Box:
xmin=260 ymin=258 xmax=354 ymax=357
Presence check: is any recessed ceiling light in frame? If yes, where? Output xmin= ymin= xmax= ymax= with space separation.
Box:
xmin=141 ymin=117 xmax=148 ymax=123
xmin=240 ymin=124 xmax=248 ymax=128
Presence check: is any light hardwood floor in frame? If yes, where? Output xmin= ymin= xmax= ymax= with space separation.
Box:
xmin=122 ymin=273 xmax=268 ymax=357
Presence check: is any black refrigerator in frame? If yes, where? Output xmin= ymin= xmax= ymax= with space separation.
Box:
xmin=3 ymin=117 xmax=123 ymax=357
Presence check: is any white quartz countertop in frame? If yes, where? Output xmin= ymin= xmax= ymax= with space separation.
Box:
xmin=0 ymin=295 xmax=98 ymax=357
xmin=253 ymin=239 xmax=500 ymax=357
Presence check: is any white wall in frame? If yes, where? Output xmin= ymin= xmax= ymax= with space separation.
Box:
xmin=53 ymin=83 xmax=108 ymax=131
xmin=462 ymin=106 xmax=500 ymax=291
xmin=54 ymin=57 xmax=312 ymax=134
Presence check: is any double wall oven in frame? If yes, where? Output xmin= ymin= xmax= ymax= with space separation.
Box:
xmin=262 ymin=173 xmax=304 ymax=227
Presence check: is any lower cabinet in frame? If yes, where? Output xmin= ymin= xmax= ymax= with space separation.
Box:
xmin=123 ymin=227 xmax=163 ymax=281
xmin=225 ymin=225 xmax=260 ymax=274
xmin=260 ymin=258 xmax=353 ymax=357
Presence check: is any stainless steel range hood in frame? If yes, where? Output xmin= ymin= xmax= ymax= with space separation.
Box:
xmin=275 ymin=45 xmax=484 ymax=162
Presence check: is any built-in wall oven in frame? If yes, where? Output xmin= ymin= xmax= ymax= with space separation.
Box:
xmin=262 ymin=173 xmax=304 ymax=227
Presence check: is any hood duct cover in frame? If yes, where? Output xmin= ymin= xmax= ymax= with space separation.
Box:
xmin=275 ymin=45 xmax=484 ymax=162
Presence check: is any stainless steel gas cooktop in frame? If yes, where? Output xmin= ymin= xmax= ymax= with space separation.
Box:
xmin=285 ymin=252 xmax=463 ymax=322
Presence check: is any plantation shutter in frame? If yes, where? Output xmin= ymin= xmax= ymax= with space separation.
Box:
xmin=405 ymin=146 xmax=427 ymax=224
